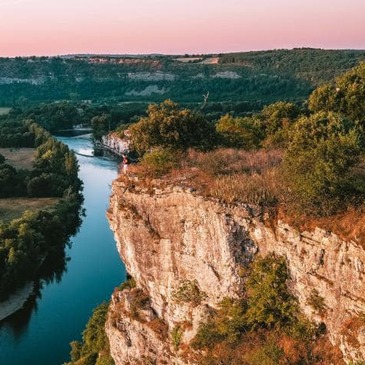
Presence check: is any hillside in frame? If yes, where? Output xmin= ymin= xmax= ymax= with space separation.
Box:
xmin=1 ymin=49 xmax=364 ymax=108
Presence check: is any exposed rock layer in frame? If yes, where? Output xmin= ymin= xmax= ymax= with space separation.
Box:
xmin=106 ymin=180 xmax=365 ymax=364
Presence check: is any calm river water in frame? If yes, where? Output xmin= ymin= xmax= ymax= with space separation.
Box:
xmin=0 ymin=136 xmax=126 ymax=365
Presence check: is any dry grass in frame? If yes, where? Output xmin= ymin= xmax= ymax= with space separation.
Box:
xmin=0 ymin=148 xmax=35 ymax=170
xmin=209 ymin=170 xmax=280 ymax=206
xmin=186 ymin=148 xmax=282 ymax=177
xmin=0 ymin=107 xmax=11 ymax=115
xmin=278 ymin=205 xmax=365 ymax=247
xmin=122 ymin=148 xmax=283 ymax=207
xmin=0 ymin=197 xmax=59 ymax=222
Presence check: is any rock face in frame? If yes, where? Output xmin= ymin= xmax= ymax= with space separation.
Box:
xmin=106 ymin=180 xmax=365 ymax=364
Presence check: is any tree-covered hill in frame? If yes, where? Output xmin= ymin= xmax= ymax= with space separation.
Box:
xmin=1 ymin=49 xmax=364 ymax=107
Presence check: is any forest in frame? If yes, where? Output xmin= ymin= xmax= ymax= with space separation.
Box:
xmin=0 ymin=120 xmax=83 ymax=300
xmin=1 ymin=49 xmax=365 ymax=108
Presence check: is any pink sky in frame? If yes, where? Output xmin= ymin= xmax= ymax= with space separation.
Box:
xmin=1 ymin=0 xmax=365 ymax=56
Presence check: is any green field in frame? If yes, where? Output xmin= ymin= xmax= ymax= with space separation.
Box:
xmin=0 ymin=107 xmax=11 ymax=115
xmin=0 ymin=197 xmax=59 ymax=222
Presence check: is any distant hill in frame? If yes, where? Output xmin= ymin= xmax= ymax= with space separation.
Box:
xmin=0 ymin=49 xmax=364 ymax=108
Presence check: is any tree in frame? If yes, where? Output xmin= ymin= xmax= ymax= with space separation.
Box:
xmin=259 ymin=101 xmax=300 ymax=148
xmin=283 ymin=112 xmax=364 ymax=215
xmin=245 ymin=255 xmax=297 ymax=329
xmin=215 ymin=114 xmax=262 ymax=149
xmin=129 ymin=100 xmax=216 ymax=154
xmin=309 ymin=62 xmax=365 ymax=122
xmin=91 ymin=114 xmax=111 ymax=141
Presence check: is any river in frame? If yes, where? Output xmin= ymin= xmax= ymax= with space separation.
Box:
xmin=0 ymin=136 xmax=126 ymax=365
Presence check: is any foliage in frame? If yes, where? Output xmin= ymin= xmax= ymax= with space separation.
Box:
xmin=91 ymin=114 xmax=111 ymax=141
xmin=172 ymin=279 xmax=206 ymax=305
xmin=65 ymin=303 xmax=115 ymax=365
xmin=138 ymin=148 xmax=179 ymax=177
xmin=128 ymin=100 xmax=216 ymax=154
xmin=220 ymin=48 xmax=365 ymax=86
xmin=309 ymin=62 xmax=365 ymax=122
xmin=307 ymin=289 xmax=326 ymax=315
xmin=247 ymin=339 xmax=285 ymax=365
xmin=244 ymin=255 xmax=297 ymax=329
xmin=118 ymin=277 xmax=136 ymax=291
xmin=215 ymin=114 xmax=263 ymax=149
xmin=259 ymin=101 xmax=301 ymax=148
xmin=260 ymin=101 xmax=300 ymax=135
xmin=171 ymin=325 xmax=184 ymax=350
xmin=192 ymin=255 xmax=326 ymax=364
xmin=0 ymin=120 xmax=83 ymax=300
xmin=282 ymin=111 xmax=365 ymax=216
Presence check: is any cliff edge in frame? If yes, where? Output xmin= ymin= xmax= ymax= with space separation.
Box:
xmin=106 ymin=178 xmax=365 ymax=364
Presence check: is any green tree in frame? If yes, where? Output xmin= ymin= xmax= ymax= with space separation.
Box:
xmin=129 ymin=100 xmax=216 ymax=154
xmin=259 ymin=101 xmax=300 ymax=148
xmin=215 ymin=114 xmax=262 ymax=149
xmin=283 ymin=111 xmax=364 ymax=215
xmin=245 ymin=255 xmax=296 ymax=329
xmin=309 ymin=62 xmax=365 ymax=122
xmin=91 ymin=114 xmax=111 ymax=141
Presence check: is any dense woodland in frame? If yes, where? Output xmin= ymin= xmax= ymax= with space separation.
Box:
xmin=0 ymin=121 xmax=83 ymax=300
xmin=1 ymin=49 xmax=365 ymax=108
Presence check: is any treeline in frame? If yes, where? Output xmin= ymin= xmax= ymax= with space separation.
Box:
xmin=1 ymin=49 xmax=364 ymax=106
xmin=220 ymin=48 xmax=365 ymax=85
xmin=0 ymin=121 xmax=83 ymax=300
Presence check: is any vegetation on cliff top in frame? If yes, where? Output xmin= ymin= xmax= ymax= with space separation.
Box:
xmin=123 ymin=61 xmax=365 ymax=222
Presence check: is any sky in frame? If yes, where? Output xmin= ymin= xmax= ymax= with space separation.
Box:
xmin=0 ymin=0 xmax=365 ymax=57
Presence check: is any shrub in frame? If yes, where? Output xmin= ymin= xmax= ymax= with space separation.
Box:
xmin=118 ymin=277 xmax=136 ymax=291
xmin=171 ymin=325 xmax=184 ymax=350
xmin=65 ymin=303 xmax=114 ymax=365
xmin=245 ymin=255 xmax=298 ymax=329
xmin=216 ymin=114 xmax=263 ymax=149
xmin=246 ymin=339 xmax=285 ymax=365
xmin=283 ymin=111 xmax=365 ymax=216
xmin=307 ymin=289 xmax=326 ymax=315
xmin=139 ymin=148 xmax=179 ymax=177
xmin=172 ymin=280 xmax=206 ymax=305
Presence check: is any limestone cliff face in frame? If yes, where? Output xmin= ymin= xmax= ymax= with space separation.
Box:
xmin=106 ymin=179 xmax=365 ymax=364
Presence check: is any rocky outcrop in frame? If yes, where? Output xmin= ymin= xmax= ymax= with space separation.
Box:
xmin=106 ymin=179 xmax=365 ymax=364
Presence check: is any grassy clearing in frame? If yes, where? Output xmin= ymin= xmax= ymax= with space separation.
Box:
xmin=0 ymin=107 xmax=11 ymax=115
xmin=125 ymin=148 xmax=283 ymax=207
xmin=0 ymin=197 xmax=59 ymax=222
xmin=0 ymin=148 xmax=35 ymax=170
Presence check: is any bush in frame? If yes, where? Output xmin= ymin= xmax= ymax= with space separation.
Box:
xmin=283 ymin=111 xmax=364 ymax=216
xmin=172 ymin=280 xmax=206 ymax=306
xmin=139 ymin=148 xmax=179 ymax=177
xmin=65 ymin=303 xmax=114 ymax=365
xmin=216 ymin=114 xmax=263 ymax=149
xmin=129 ymin=100 xmax=216 ymax=154
xmin=245 ymin=255 xmax=298 ymax=329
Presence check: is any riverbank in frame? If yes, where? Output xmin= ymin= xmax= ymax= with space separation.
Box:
xmin=0 ymin=282 xmax=33 ymax=321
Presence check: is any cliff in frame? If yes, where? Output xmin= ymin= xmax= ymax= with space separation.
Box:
xmin=106 ymin=179 xmax=365 ymax=364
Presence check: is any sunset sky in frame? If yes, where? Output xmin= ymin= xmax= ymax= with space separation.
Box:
xmin=1 ymin=0 xmax=365 ymax=56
